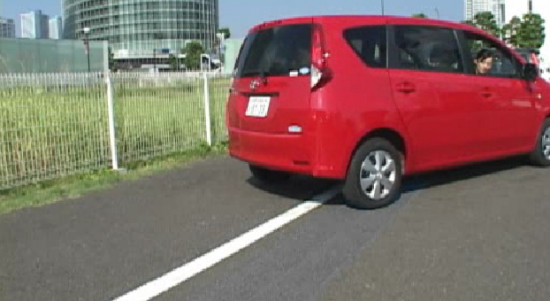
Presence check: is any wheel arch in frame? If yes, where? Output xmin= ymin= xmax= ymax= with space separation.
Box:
xmin=346 ymin=128 xmax=409 ymax=175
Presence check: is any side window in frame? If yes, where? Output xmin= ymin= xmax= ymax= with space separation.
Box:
xmin=343 ymin=26 xmax=387 ymax=68
xmin=462 ymin=31 xmax=520 ymax=78
xmin=393 ymin=26 xmax=464 ymax=73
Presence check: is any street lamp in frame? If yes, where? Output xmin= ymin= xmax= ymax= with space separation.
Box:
xmin=153 ymin=48 xmax=157 ymax=73
xmin=83 ymin=27 xmax=91 ymax=72
xmin=216 ymin=32 xmax=225 ymax=70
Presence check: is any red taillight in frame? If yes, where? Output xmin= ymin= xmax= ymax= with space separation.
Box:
xmin=311 ymin=24 xmax=330 ymax=89
xmin=312 ymin=24 xmax=326 ymax=69
xmin=229 ymin=77 xmax=237 ymax=95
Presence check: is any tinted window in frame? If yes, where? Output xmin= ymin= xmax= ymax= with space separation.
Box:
xmin=234 ymin=24 xmax=312 ymax=78
xmin=393 ymin=26 xmax=464 ymax=73
xmin=463 ymin=31 xmax=520 ymax=78
xmin=343 ymin=26 xmax=387 ymax=68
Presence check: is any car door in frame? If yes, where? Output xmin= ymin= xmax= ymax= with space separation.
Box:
xmin=388 ymin=24 xmax=485 ymax=170
xmin=458 ymin=30 xmax=540 ymax=155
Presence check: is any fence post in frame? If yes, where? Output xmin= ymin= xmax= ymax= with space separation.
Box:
xmin=203 ymin=73 xmax=212 ymax=146
xmin=102 ymin=41 xmax=109 ymax=74
xmin=106 ymin=72 xmax=120 ymax=170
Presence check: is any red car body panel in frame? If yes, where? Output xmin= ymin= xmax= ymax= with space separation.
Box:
xmin=227 ymin=15 xmax=550 ymax=180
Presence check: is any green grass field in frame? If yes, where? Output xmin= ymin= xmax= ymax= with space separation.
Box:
xmin=0 ymin=76 xmax=230 ymax=191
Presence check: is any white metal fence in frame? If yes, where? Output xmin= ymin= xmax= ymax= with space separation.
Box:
xmin=0 ymin=71 xmax=231 ymax=190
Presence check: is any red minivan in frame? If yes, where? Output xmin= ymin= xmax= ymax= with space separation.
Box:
xmin=226 ymin=15 xmax=550 ymax=209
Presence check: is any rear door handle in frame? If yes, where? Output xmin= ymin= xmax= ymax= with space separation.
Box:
xmin=396 ymin=82 xmax=416 ymax=94
xmin=481 ymin=87 xmax=493 ymax=98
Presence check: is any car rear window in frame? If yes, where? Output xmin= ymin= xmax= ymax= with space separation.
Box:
xmin=234 ymin=24 xmax=312 ymax=78
xmin=343 ymin=26 xmax=387 ymax=68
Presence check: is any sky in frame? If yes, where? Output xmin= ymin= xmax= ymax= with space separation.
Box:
xmin=0 ymin=0 xmax=463 ymax=38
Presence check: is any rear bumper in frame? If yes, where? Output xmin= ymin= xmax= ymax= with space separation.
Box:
xmin=228 ymin=127 xmax=315 ymax=175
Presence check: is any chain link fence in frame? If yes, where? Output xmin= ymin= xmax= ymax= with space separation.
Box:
xmin=0 ymin=72 xmax=231 ymax=190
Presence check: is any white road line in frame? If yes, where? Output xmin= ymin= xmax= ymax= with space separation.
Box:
xmin=112 ymin=186 xmax=341 ymax=301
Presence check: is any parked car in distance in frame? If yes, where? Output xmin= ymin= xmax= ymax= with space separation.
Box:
xmin=226 ymin=15 xmax=550 ymax=209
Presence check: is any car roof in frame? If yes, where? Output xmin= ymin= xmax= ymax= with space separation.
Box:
xmin=249 ymin=14 xmax=479 ymax=33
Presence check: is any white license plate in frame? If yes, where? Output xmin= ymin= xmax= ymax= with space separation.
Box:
xmin=245 ymin=96 xmax=271 ymax=117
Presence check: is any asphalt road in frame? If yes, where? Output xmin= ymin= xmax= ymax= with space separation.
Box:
xmin=1 ymin=155 xmax=549 ymax=301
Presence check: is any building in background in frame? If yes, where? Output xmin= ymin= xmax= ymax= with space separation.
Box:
xmin=0 ymin=17 xmax=15 ymax=38
xmin=62 ymin=0 xmax=219 ymax=70
xmin=49 ymin=16 xmax=62 ymax=40
xmin=21 ymin=10 xmax=49 ymax=39
xmin=464 ymin=0 xmax=506 ymax=28
xmin=504 ymin=0 xmax=531 ymax=23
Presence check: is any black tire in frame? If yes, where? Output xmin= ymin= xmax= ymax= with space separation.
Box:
xmin=529 ymin=118 xmax=550 ymax=167
xmin=249 ymin=165 xmax=291 ymax=183
xmin=343 ymin=138 xmax=403 ymax=210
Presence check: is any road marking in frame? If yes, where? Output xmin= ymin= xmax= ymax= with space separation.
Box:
xmin=112 ymin=186 xmax=341 ymax=301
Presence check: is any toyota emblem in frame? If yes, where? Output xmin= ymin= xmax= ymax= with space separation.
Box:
xmin=250 ymin=80 xmax=260 ymax=90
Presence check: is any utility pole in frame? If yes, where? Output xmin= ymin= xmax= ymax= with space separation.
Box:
xmin=381 ymin=0 xmax=385 ymax=15
xmin=83 ymin=27 xmax=91 ymax=72
xmin=435 ymin=8 xmax=440 ymax=19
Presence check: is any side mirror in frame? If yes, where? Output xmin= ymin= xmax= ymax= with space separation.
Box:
xmin=522 ymin=63 xmax=539 ymax=81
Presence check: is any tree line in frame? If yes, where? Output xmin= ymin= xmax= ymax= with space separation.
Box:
xmin=170 ymin=27 xmax=231 ymax=70
xmin=413 ymin=11 xmax=546 ymax=53
xmin=109 ymin=27 xmax=232 ymax=71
